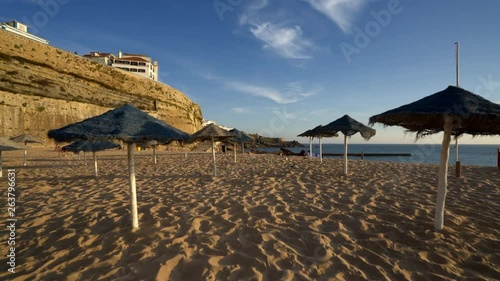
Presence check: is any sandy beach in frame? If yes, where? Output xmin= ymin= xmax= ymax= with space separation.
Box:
xmin=0 ymin=148 xmax=498 ymax=280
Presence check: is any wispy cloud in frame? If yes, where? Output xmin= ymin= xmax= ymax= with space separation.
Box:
xmin=249 ymin=22 xmax=314 ymax=59
xmin=238 ymin=0 xmax=315 ymax=59
xmin=226 ymin=81 xmax=320 ymax=104
xmin=303 ymin=0 xmax=369 ymax=33
xmin=231 ymin=107 xmax=249 ymax=113
xmin=239 ymin=0 xmax=269 ymax=25
xmin=196 ymin=71 xmax=219 ymax=81
xmin=282 ymin=110 xmax=308 ymax=121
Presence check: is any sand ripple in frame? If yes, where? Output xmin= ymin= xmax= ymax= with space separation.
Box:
xmin=0 ymin=149 xmax=498 ymax=280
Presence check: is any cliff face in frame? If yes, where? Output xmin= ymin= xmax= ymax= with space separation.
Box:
xmin=0 ymin=29 xmax=203 ymax=144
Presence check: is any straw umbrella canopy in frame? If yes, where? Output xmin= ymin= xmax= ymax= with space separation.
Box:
xmin=189 ymin=124 xmax=234 ymax=176
xmin=48 ymin=104 xmax=190 ymax=228
xmin=309 ymin=125 xmax=339 ymax=162
xmin=320 ymin=115 xmax=376 ymax=174
xmin=298 ymin=129 xmax=315 ymax=158
xmin=62 ymin=140 xmax=121 ymax=152
xmin=0 ymin=138 xmax=27 ymax=177
xmin=229 ymin=128 xmax=253 ymax=162
xmin=62 ymin=140 xmax=121 ymax=177
xmin=369 ymin=85 xmax=500 ymax=230
xmin=10 ymin=134 xmax=43 ymax=166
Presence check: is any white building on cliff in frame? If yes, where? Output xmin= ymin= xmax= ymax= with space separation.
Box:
xmin=0 ymin=20 xmax=49 ymax=45
xmin=83 ymin=51 xmax=159 ymax=81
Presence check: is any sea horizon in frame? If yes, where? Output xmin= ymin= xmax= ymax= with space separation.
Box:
xmin=260 ymin=143 xmax=500 ymax=167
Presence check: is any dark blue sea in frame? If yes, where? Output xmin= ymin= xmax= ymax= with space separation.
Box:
xmin=259 ymin=144 xmax=500 ymax=167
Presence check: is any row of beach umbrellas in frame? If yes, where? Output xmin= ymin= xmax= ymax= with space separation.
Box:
xmin=299 ymin=115 xmax=375 ymax=172
xmin=299 ymin=85 xmax=500 ymax=231
xmin=46 ymin=104 xmax=254 ymax=228
xmin=5 ymin=85 xmax=498 ymax=231
xmin=298 ymin=125 xmax=339 ymax=163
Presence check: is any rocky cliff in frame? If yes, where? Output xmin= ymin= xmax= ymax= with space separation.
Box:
xmin=0 ymin=29 xmax=203 ymax=144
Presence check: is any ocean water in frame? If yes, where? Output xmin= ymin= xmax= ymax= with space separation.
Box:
xmin=258 ymin=144 xmax=500 ymax=167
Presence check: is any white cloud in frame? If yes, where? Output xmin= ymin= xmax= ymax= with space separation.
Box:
xmin=226 ymin=81 xmax=320 ymax=104
xmin=303 ymin=0 xmax=369 ymax=33
xmin=231 ymin=107 xmax=248 ymax=113
xmin=249 ymin=22 xmax=314 ymax=59
xmin=238 ymin=0 xmax=315 ymax=59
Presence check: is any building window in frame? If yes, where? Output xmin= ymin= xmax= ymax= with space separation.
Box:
xmin=130 ymin=68 xmax=138 ymax=72
xmin=131 ymin=62 xmax=138 ymax=66
xmin=138 ymin=69 xmax=146 ymax=73
xmin=139 ymin=62 xmax=146 ymax=66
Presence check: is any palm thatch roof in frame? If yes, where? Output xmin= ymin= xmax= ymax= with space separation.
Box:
xmin=10 ymin=134 xmax=43 ymax=144
xmin=229 ymin=128 xmax=254 ymax=143
xmin=189 ymin=123 xmax=234 ymax=142
xmin=62 ymin=140 xmax=120 ymax=153
xmin=310 ymin=125 xmax=339 ymax=138
xmin=369 ymin=86 xmax=500 ymax=138
xmin=48 ymin=104 xmax=190 ymax=143
xmin=321 ymin=115 xmax=376 ymax=140
xmin=298 ymin=126 xmax=339 ymax=138
xmin=298 ymin=129 xmax=314 ymax=138
xmin=0 ymin=138 xmax=27 ymax=151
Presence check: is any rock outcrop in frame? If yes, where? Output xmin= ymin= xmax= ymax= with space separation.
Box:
xmin=0 ymin=29 xmax=203 ymax=144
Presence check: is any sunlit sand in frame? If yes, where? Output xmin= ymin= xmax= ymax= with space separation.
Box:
xmin=1 ymin=148 xmax=498 ymax=280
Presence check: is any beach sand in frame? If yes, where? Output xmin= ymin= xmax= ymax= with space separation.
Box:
xmin=0 ymin=148 xmax=498 ymax=280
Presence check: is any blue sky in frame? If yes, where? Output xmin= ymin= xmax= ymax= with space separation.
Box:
xmin=3 ymin=0 xmax=500 ymax=144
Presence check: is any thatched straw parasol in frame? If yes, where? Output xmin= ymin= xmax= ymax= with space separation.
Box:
xmin=62 ymin=140 xmax=121 ymax=177
xmin=370 ymin=85 xmax=500 ymax=230
xmin=189 ymin=124 xmax=234 ymax=176
xmin=10 ymin=134 xmax=43 ymax=166
xmin=0 ymin=138 xmax=27 ymax=177
xmin=320 ymin=115 xmax=376 ymax=174
xmin=310 ymin=125 xmax=338 ymax=162
xmin=48 ymin=104 xmax=190 ymax=228
xmin=229 ymin=128 xmax=253 ymax=163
